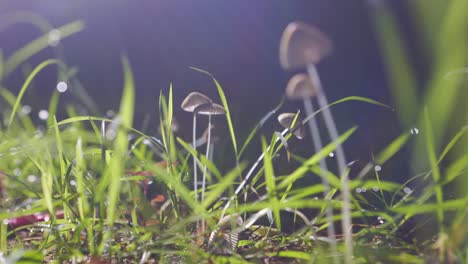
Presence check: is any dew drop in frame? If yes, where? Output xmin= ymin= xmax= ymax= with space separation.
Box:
xmin=372 ymin=186 xmax=379 ymax=192
xmin=356 ymin=188 xmax=362 ymax=193
xmin=70 ymin=180 xmax=76 ymax=186
xmin=361 ymin=187 xmax=367 ymax=193
xmin=403 ymin=187 xmax=413 ymax=194
xmin=44 ymin=216 xmax=50 ymax=222
xmin=22 ymin=105 xmax=32 ymax=115
xmin=38 ymin=110 xmax=49 ymax=120
xmin=410 ymin=128 xmax=419 ymax=135
xmin=374 ymin=165 xmax=382 ymax=172
xmin=328 ymin=152 xmax=335 ymax=158
xmin=27 ymin=175 xmax=38 ymax=183
xmin=106 ymin=109 xmax=116 ymax=118
xmin=56 ymin=81 xmax=68 ymax=93
xmin=3 ymin=219 xmax=9 ymax=225
xmin=13 ymin=168 xmax=21 ymax=176
xmin=48 ymin=29 xmax=61 ymax=46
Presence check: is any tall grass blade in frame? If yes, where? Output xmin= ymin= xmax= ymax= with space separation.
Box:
xmin=3 ymin=21 xmax=84 ymax=78
xmin=261 ymin=137 xmax=281 ymax=230
xmin=105 ymin=56 xmax=134 ymax=237
xmin=8 ymin=59 xmax=63 ymax=127
xmin=424 ymin=108 xmax=444 ymax=231
xmin=189 ymin=67 xmax=238 ymax=157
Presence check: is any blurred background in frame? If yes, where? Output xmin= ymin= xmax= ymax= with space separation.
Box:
xmin=1 ymin=1 xmax=467 ymax=192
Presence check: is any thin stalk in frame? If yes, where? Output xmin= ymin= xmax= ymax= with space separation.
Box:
xmin=193 ymin=113 xmax=198 ymax=203
xmin=220 ymin=128 xmax=288 ymax=219
xmin=303 ymin=97 xmax=338 ymax=262
xmin=201 ymin=114 xmax=212 ymax=233
xmin=307 ymin=64 xmax=352 ymax=263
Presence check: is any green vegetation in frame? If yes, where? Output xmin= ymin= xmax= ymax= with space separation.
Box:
xmin=0 ymin=4 xmax=467 ymax=263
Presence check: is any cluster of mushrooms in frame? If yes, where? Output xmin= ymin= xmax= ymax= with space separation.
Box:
xmin=180 ymin=22 xmax=353 ymax=261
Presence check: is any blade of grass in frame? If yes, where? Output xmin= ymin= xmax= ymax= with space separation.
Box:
xmin=3 ymin=21 xmax=84 ymax=78
xmin=8 ymin=59 xmax=64 ymax=127
xmin=262 ymin=137 xmax=281 ymax=230
xmin=189 ymin=67 xmax=238 ymax=157
xmin=424 ymin=107 xmax=444 ymax=231
xmin=278 ymin=127 xmax=357 ymax=189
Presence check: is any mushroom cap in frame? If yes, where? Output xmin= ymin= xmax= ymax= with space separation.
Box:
xmin=181 ymin=92 xmax=212 ymax=112
xmin=195 ymin=103 xmax=226 ymax=115
xmin=279 ymin=22 xmax=333 ymax=70
xmin=278 ymin=112 xmax=305 ymax=139
xmin=285 ymin=73 xmax=317 ymax=100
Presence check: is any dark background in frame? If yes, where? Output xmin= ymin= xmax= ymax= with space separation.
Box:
xmin=0 ymin=0 xmax=412 ymax=173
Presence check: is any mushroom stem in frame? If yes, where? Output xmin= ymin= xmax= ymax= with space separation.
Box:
xmin=306 ymin=64 xmax=352 ymax=262
xmin=302 ymin=97 xmax=337 ymax=252
xmin=201 ymin=114 xmax=212 ymax=233
xmin=192 ymin=112 xmax=199 ymax=203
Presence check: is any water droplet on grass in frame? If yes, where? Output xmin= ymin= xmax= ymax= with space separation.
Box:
xmin=356 ymin=188 xmax=362 ymax=193
xmin=410 ymin=128 xmax=419 ymax=135
xmin=56 ymin=82 xmax=68 ymax=93
xmin=403 ymin=187 xmax=412 ymax=194
xmin=328 ymin=152 xmax=335 ymax=158
xmin=13 ymin=168 xmax=21 ymax=176
xmin=38 ymin=110 xmax=49 ymax=120
xmin=3 ymin=219 xmax=9 ymax=225
xmin=21 ymin=105 xmax=32 ymax=115
xmin=48 ymin=29 xmax=61 ymax=46
xmin=27 ymin=175 xmax=38 ymax=182
xmin=374 ymin=165 xmax=382 ymax=172
xmin=372 ymin=186 xmax=379 ymax=192
xmin=106 ymin=110 xmax=116 ymax=118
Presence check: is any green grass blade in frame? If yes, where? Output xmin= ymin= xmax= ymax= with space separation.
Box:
xmin=8 ymin=59 xmax=63 ymax=127
xmin=443 ymin=154 xmax=468 ymax=185
xmin=376 ymin=132 xmax=410 ymax=164
xmin=278 ymin=127 xmax=357 ymax=189
xmin=189 ymin=67 xmax=238 ymax=157
xmin=106 ymin=56 xmax=135 ymax=228
xmin=202 ymin=163 xmax=246 ymax=210
xmin=369 ymin=2 xmax=419 ymax=128
xmin=391 ymin=198 xmax=467 ymax=216
xmin=238 ymin=98 xmax=284 ymax=159
xmin=424 ymin=108 xmax=444 ymax=230
xmin=3 ymin=21 xmax=84 ymax=78
xmin=47 ymin=91 xmax=60 ymax=128
xmin=261 ymin=137 xmax=281 ymax=230
xmin=438 ymin=125 xmax=468 ymax=162
xmin=0 ymin=86 xmax=35 ymax=132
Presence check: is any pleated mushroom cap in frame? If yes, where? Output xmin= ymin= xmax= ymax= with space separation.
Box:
xmin=279 ymin=22 xmax=333 ymax=70
xmin=195 ymin=103 xmax=226 ymax=115
xmin=278 ymin=113 xmax=305 ymax=139
xmin=286 ymin=73 xmax=317 ymax=100
xmin=181 ymin=92 xmax=212 ymax=112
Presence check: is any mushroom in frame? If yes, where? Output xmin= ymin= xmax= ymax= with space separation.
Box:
xmin=277 ymin=112 xmax=305 ymax=161
xmin=280 ymin=21 xmax=350 ymax=262
xmin=195 ymin=103 xmax=225 ymax=202
xmin=277 ymin=112 xmax=305 ymax=140
xmin=194 ymin=102 xmax=226 ymax=233
xmin=181 ymin=92 xmax=212 ymax=203
xmin=285 ymin=73 xmax=337 ymax=246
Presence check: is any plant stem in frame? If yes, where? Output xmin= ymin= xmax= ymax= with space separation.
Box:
xmin=307 ymin=64 xmax=352 ymax=263
xmin=303 ymin=97 xmax=338 ymax=263
xmin=201 ymin=114 xmax=212 ymax=233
